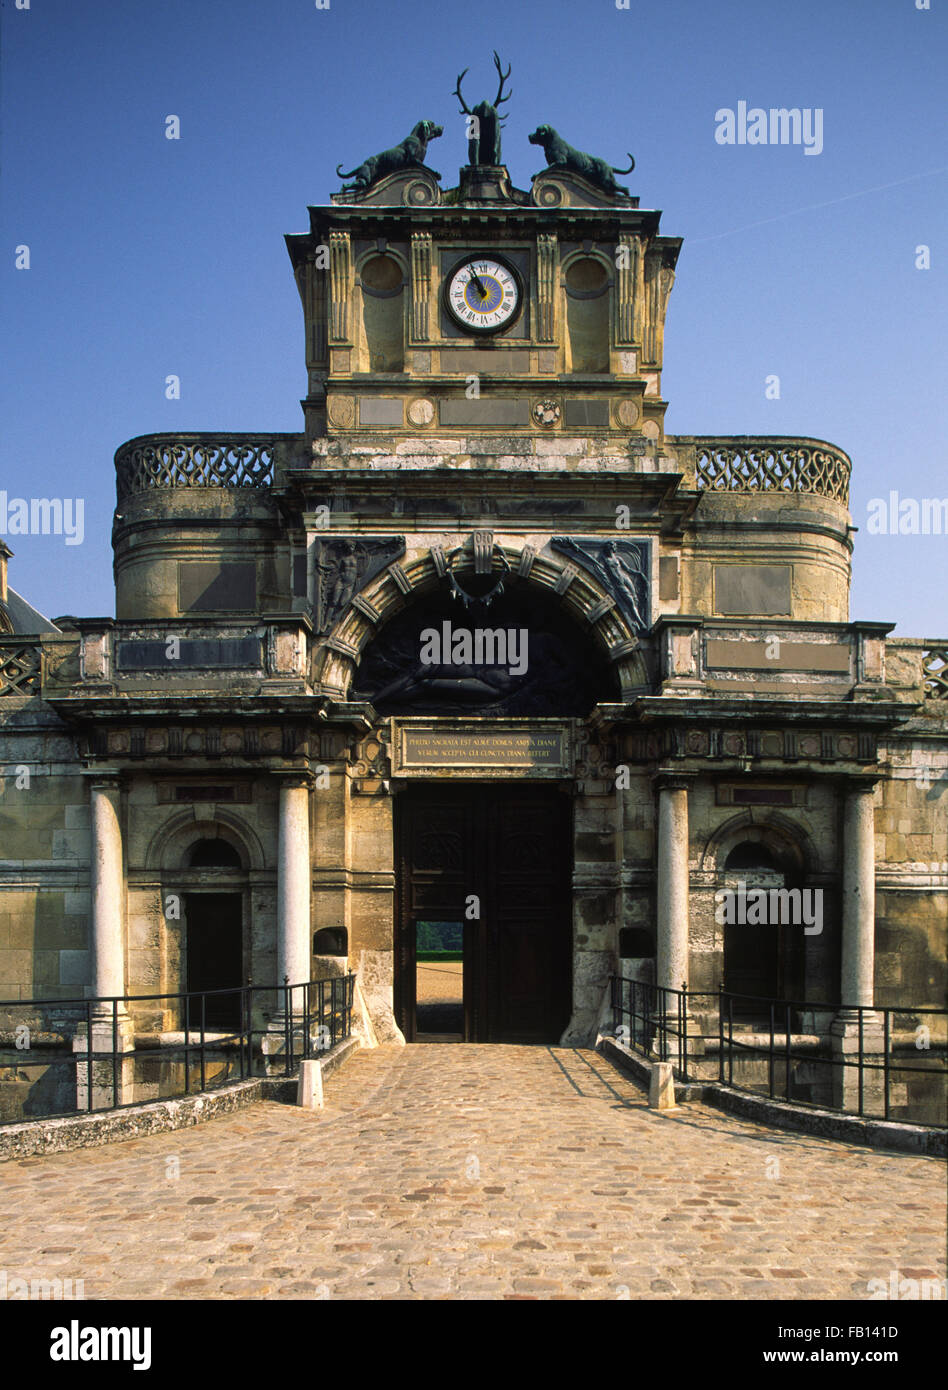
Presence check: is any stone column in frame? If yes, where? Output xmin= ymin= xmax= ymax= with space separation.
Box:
xmin=831 ymin=777 xmax=883 ymax=1112
xmin=653 ymin=774 xmax=696 ymax=1057
xmin=655 ymin=775 xmax=690 ymax=996
xmin=839 ymin=779 xmax=877 ymax=1013
xmin=74 ymin=773 xmax=133 ymax=1109
xmin=275 ymin=775 xmax=312 ymax=1019
xmin=88 ymin=776 xmax=127 ymax=1015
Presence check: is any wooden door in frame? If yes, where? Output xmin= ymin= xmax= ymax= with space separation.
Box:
xmin=395 ymin=784 xmax=572 ymax=1043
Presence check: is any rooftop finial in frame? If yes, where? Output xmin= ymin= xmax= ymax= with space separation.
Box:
xmin=453 ymin=51 xmax=512 ymax=167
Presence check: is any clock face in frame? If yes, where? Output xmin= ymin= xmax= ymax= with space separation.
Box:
xmin=445 ymin=255 xmax=522 ymax=334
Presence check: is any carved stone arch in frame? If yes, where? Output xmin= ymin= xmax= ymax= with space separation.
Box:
xmin=146 ymin=809 xmax=265 ymax=873
xmin=699 ymin=810 xmax=819 ymax=879
xmin=354 ymin=244 xmax=410 ymax=286
xmin=318 ymin=540 xmax=646 ymax=706
xmin=560 ymin=245 xmax=615 ymax=289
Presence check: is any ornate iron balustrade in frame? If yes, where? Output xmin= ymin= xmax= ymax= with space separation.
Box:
xmin=922 ymin=647 xmax=948 ymax=699
xmin=114 ymin=433 xmax=298 ymax=498
xmin=689 ymin=437 xmax=852 ymax=504
xmin=0 ymin=643 xmax=42 ymax=697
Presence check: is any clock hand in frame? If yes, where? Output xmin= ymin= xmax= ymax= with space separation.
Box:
xmin=468 ymin=266 xmax=488 ymax=298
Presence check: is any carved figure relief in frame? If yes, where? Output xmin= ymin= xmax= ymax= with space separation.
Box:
xmin=551 ymin=537 xmax=650 ymax=632
xmin=314 ymin=537 xmax=405 ymax=633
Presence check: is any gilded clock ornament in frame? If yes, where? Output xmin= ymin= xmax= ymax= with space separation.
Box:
xmin=444 ymin=255 xmax=522 ymax=334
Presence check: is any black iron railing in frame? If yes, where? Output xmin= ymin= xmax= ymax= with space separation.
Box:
xmin=0 ymin=975 xmax=355 ymax=1125
xmin=609 ymin=976 xmax=947 ymax=1127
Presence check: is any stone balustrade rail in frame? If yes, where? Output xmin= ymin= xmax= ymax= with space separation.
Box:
xmin=0 ymin=643 xmax=43 ymax=697
xmin=683 ymin=436 xmax=852 ymax=505
xmin=922 ymin=646 xmax=948 ymax=699
xmin=114 ymin=434 xmax=300 ymax=498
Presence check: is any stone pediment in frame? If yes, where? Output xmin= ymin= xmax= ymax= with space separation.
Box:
xmin=531 ymin=168 xmax=640 ymax=210
xmin=330 ymin=167 xmax=442 ymax=208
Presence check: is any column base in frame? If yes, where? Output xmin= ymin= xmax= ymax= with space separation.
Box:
xmin=261 ymin=1022 xmax=308 ymax=1077
xmin=73 ymin=1016 xmax=135 ymax=1111
xmin=650 ymin=1012 xmax=705 ymax=1062
xmin=830 ymin=1012 xmax=887 ymax=1115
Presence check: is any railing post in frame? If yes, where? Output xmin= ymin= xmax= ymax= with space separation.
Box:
xmin=785 ymin=1002 xmax=792 ymax=1102
xmin=884 ymin=1008 xmax=891 ymax=1122
xmin=200 ymin=992 xmax=207 ymax=1094
xmin=678 ymin=984 xmax=686 ymax=1078
xmin=283 ymin=975 xmax=291 ymax=1076
xmin=768 ymin=1000 xmax=775 ymax=1100
xmin=86 ymin=999 xmax=93 ymax=1112
xmin=111 ymin=998 xmax=119 ymax=1110
xmin=717 ymin=986 xmax=724 ymax=1084
xmin=850 ymin=1000 xmax=861 ymax=1117
xmin=238 ymin=984 xmax=247 ymax=1081
xmin=184 ymin=990 xmax=191 ymax=1095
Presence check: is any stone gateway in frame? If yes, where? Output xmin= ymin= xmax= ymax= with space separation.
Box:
xmin=0 ymin=98 xmax=945 ymax=1118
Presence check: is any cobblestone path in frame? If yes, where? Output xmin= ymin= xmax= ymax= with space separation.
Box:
xmin=1 ymin=1045 xmax=944 ymax=1300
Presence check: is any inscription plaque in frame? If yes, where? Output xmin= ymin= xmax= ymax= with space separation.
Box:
xmin=394 ymin=723 xmax=569 ymax=776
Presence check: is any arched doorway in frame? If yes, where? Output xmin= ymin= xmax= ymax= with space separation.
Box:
xmin=357 ymin=573 xmax=608 ymax=1044
xmin=181 ymin=837 xmax=245 ymax=1031
xmin=721 ymin=838 xmax=806 ymax=1019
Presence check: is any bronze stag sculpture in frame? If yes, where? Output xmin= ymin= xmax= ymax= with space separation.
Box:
xmin=453 ymin=52 xmax=512 ymax=167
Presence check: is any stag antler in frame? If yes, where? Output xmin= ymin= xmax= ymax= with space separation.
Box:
xmin=453 ymin=68 xmax=472 ymax=115
xmin=492 ymin=51 xmax=512 ymax=107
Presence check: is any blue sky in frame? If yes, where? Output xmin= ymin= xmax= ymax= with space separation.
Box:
xmin=1 ymin=0 xmax=945 ymax=635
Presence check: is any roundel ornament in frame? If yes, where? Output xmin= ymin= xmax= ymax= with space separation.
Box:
xmin=444 ymin=255 xmax=522 ymax=334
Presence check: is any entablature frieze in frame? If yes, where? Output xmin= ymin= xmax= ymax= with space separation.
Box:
xmin=47 ymin=701 xmax=372 ymax=772
xmin=617 ymin=723 xmax=881 ymax=771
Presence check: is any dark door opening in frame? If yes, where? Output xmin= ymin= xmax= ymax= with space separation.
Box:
xmin=395 ymin=784 xmax=572 ymax=1043
xmin=184 ymin=892 xmax=243 ymax=1029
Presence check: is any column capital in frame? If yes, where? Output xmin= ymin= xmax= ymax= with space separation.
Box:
xmin=273 ymin=771 xmax=313 ymax=791
xmin=840 ymin=773 xmax=881 ymax=796
xmin=652 ymin=771 xmax=696 ymax=794
xmin=82 ymin=768 xmax=123 ymax=789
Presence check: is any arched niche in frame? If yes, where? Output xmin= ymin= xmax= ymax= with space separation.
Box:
xmin=705 ymin=815 xmax=818 ymax=1015
xmin=358 ymin=250 xmax=406 ymax=372
xmin=700 ymin=811 xmax=817 ymax=879
xmin=187 ymin=837 xmax=243 ymax=868
xmin=146 ymin=811 xmax=264 ymax=873
xmin=563 ymin=251 xmax=612 ymax=373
